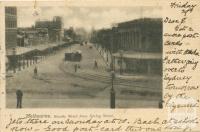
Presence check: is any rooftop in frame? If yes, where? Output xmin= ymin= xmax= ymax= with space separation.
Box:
xmin=117 ymin=18 xmax=162 ymax=28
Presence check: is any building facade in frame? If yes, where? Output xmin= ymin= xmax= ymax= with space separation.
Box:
xmin=112 ymin=18 xmax=162 ymax=75
xmin=17 ymin=27 xmax=49 ymax=47
xmin=5 ymin=7 xmax=18 ymax=72
xmin=113 ymin=18 xmax=162 ymax=53
xmin=35 ymin=16 xmax=63 ymax=42
xmin=91 ymin=18 xmax=162 ymax=75
xmin=5 ymin=7 xmax=17 ymax=50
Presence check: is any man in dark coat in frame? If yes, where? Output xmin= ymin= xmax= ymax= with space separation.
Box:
xmin=159 ymin=100 xmax=163 ymax=109
xmin=74 ymin=64 xmax=77 ymax=72
xmin=16 ymin=89 xmax=23 ymax=108
xmin=94 ymin=60 xmax=98 ymax=69
xmin=34 ymin=66 xmax=38 ymax=76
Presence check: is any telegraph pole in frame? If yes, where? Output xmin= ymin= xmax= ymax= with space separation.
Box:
xmin=119 ymin=50 xmax=123 ymax=75
xmin=110 ymin=71 xmax=115 ymax=108
xmin=12 ymin=48 xmax=16 ymax=73
xmin=110 ymin=25 xmax=117 ymax=109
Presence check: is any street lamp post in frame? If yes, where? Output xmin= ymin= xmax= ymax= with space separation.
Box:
xmin=12 ymin=48 xmax=16 ymax=73
xmin=109 ymin=24 xmax=118 ymax=108
xmin=110 ymin=25 xmax=117 ymax=71
xmin=110 ymin=70 xmax=115 ymax=108
xmin=26 ymin=57 xmax=29 ymax=67
xmin=18 ymin=55 xmax=21 ymax=71
xmin=119 ymin=50 xmax=123 ymax=75
xmin=22 ymin=55 xmax=25 ymax=69
xmin=110 ymin=34 xmax=114 ymax=71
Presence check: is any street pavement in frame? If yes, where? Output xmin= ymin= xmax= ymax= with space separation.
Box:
xmin=6 ymin=43 xmax=161 ymax=108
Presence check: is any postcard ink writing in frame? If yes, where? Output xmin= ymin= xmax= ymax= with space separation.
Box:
xmin=163 ymin=0 xmax=199 ymax=131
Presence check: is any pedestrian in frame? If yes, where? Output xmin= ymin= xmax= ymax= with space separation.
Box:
xmin=94 ymin=60 xmax=98 ymax=69
xmin=78 ymin=64 xmax=81 ymax=69
xmin=34 ymin=66 xmax=38 ymax=76
xmin=159 ymin=100 xmax=163 ymax=108
xmin=74 ymin=64 xmax=77 ymax=72
xmin=16 ymin=89 xmax=23 ymax=108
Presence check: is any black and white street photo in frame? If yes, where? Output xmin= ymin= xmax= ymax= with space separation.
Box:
xmin=5 ymin=6 xmax=163 ymax=108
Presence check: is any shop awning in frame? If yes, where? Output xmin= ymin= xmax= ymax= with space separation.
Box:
xmin=6 ymin=42 xmax=66 ymax=56
xmin=17 ymin=34 xmax=24 ymax=38
xmin=6 ymin=47 xmax=36 ymax=56
xmin=113 ymin=51 xmax=162 ymax=60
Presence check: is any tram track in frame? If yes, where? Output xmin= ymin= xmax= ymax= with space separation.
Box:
xmin=59 ymin=62 xmax=161 ymax=94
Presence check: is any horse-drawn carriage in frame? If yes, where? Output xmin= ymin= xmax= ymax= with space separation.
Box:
xmin=64 ymin=50 xmax=82 ymax=62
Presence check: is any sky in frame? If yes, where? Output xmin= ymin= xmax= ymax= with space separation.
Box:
xmin=17 ymin=6 xmax=162 ymax=31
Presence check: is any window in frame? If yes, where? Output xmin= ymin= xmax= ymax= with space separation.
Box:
xmin=10 ymin=22 xmax=12 ymax=28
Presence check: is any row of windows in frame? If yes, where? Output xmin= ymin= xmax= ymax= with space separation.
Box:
xmin=5 ymin=20 xmax=17 ymax=28
xmin=114 ymin=31 xmax=162 ymax=52
xmin=5 ymin=7 xmax=17 ymax=15
xmin=115 ymin=32 xmax=141 ymax=50
xmin=6 ymin=31 xmax=17 ymax=49
xmin=125 ymin=60 xmax=162 ymax=74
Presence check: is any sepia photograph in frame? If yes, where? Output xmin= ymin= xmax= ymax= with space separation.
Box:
xmin=5 ymin=6 xmax=163 ymax=108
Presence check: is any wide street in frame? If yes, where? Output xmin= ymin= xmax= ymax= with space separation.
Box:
xmin=6 ymin=43 xmax=161 ymax=108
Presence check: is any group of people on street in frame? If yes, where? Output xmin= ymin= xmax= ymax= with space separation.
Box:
xmin=73 ymin=60 xmax=98 ymax=73
xmin=15 ymin=59 xmax=99 ymax=108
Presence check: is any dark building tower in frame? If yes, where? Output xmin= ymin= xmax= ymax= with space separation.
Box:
xmin=53 ymin=16 xmax=62 ymax=29
xmin=5 ymin=7 xmax=17 ymax=50
xmin=5 ymin=7 xmax=17 ymax=72
xmin=52 ymin=16 xmax=63 ymax=41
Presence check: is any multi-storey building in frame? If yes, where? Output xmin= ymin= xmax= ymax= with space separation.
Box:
xmin=92 ymin=18 xmax=162 ymax=75
xmin=17 ymin=27 xmax=49 ymax=47
xmin=113 ymin=18 xmax=162 ymax=53
xmin=35 ymin=16 xmax=63 ymax=42
xmin=112 ymin=18 xmax=162 ymax=75
xmin=5 ymin=7 xmax=17 ymax=50
xmin=5 ymin=7 xmax=18 ymax=72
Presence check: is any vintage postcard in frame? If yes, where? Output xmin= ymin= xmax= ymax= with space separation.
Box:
xmin=0 ymin=0 xmax=200 ymax=132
